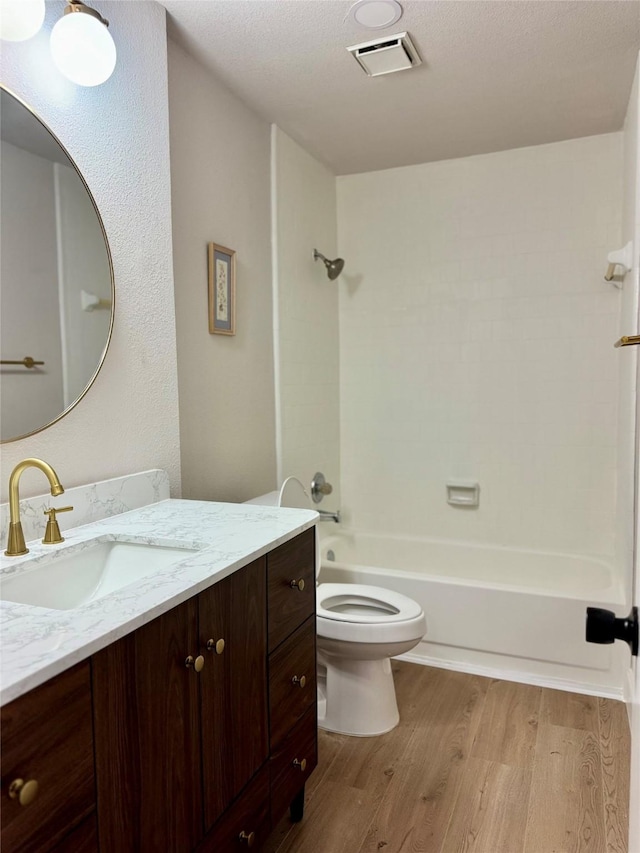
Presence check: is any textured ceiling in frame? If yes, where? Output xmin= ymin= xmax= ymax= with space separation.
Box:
xmin=162 ymin=0 xmax=640 ymax=175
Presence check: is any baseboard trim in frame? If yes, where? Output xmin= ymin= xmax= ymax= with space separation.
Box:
xmin=395 ymin=650 xmax=625 ymax=701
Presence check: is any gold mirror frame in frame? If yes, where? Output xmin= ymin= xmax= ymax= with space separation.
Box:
xmin=0 ymin=84 xmax=115 ymax=444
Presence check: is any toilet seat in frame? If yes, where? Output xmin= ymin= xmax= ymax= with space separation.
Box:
xmin=317 ymin=583 xmax=422 ymax=623
xmin=317 ymin=583 xmax=426 ymax=645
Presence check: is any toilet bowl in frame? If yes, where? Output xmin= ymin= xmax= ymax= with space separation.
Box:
xmin=316 ymin=583 xmax=426 ymax=736
xmin=245 ymin=478 xmax=426 ymax=737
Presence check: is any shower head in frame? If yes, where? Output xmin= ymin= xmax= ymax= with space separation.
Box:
xmin=313 ymin=249 xmax=345 ymax=281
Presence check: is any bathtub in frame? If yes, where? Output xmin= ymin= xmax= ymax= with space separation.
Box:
xmin=318 ymin=530 xmax=628 ymax=697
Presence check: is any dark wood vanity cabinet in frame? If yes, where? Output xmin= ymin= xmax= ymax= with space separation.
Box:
xmin=91 ymin=557 xmax=269 ymax=851
xmin=0 ymin=529 xmax=317 ymax=853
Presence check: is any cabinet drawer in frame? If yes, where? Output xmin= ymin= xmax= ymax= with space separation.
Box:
xmin=199 ymin=765 xmax=270 ymax=853
xmin=270 ymin=706 xmax=317 ymax=825
xmin=267 ymin=529 xmax=315 ymax=651
xmin=1 ymin=662 xmax=95 ymax=853
xmin=269 ymin=616 xmax=316 ymax=748
xmin=51 ymin=814 xmax=97 ymax=853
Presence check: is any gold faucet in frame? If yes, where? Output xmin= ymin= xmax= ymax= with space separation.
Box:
xmin=5 ymin=459 xmax=65 ymax=557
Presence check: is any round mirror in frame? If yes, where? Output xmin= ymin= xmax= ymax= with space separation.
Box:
xmin=0 ymin=86 xmax=114 ymax=443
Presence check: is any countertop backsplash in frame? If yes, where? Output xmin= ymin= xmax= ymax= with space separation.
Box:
xmin=0 ymin=469 xmax=170 ymax=545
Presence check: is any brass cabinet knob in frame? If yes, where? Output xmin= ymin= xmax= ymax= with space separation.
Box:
xmin=206 ymin=638 xmax=225 ymax=655
xmin=292 ymin=758 xmax=307 ymax=772
xmin=185 ymin=655 xmax=205 ymax=673
xmin=239 ymin=830 xmax=255 ymax=847
xmin=291 ymin=675 xmax=306 ymax=689
xmin=290 ymin=578 xmax=305 ymax=591
xmin=8 ymin=778 xmax=39 ymax=806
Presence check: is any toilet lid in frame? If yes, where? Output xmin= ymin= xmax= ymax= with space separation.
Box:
xmin=317 ymin=583 xmax=423 ymax=624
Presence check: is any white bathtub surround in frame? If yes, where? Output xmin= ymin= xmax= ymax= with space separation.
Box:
xmin=0 ymin=469 xmax=170 ymax=546
xmin=337 ymin=133 xmax=623 ymax=561
xmin=0 ymin=499 xmax=318 ymax=705
xmin=319 ymin=530 xmax=628 ymax=698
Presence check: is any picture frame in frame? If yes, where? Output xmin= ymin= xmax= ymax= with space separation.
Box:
xmin=208 ymin=242 xmax=236 ymax=335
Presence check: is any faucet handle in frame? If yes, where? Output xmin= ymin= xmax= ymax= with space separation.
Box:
xmin=42 ymin=506 xmax=73 ymax=545
xmin=44 ymin=506 xmax=73 ymax=518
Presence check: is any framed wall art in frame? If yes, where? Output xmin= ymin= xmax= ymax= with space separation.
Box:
xmin=208 ymin=242 xmax=236 ymax=335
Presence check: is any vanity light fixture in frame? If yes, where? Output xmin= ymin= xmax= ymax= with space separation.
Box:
xmin=50 ymin=0 xmax=116 ymax=87
xmin=0 ymin=0 xmax=45 ymax=42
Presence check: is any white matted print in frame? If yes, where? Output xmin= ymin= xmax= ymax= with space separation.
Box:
xmin=208 ymin=243 xmax=236 ymax=335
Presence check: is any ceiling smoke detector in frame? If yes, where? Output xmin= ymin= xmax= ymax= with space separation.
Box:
xmin=347 ymin=31 xmax=422 ymax=77
xmin=348 ymin=0 xmax=403 ymax=30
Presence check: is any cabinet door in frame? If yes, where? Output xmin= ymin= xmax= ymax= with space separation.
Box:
xmin=1 ymin=662 xmax=95 ymax=853
xmin=92 ymin=599 xmax=202 ymax=852
xmin=199 ymin=558 xmax=268 ymax=831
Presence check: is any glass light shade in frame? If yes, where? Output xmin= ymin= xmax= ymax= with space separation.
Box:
xmin=0 ymin=0 xmax=45 ymax=41
xmin=50 ymin=9 xmax=116 ymax=87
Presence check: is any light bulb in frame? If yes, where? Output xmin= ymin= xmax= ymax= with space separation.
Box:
xmin=0 ymin=0 xmax=45 ymax=41
xmin=50 ymin=5 xmax=116 ymax=87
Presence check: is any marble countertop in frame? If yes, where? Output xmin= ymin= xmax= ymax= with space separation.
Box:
xmin=0 ymin=499 xmax=318 ymax=706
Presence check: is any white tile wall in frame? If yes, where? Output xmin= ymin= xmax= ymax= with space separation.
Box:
xmin=337 ymin=134 xmax=624 ymax=558
xmin=272 ymin=128 xmax=341 ymax=508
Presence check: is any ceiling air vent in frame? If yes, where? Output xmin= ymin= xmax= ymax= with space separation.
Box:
xmin=347 ymin=31 xmax=421 ymax=77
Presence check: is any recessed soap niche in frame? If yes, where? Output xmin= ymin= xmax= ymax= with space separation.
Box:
xmin=446 ymin=481 xmax=480 ymax=508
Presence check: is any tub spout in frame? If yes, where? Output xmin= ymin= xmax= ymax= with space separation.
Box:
xmin=318 ymin=510 xmax=341 ymax=523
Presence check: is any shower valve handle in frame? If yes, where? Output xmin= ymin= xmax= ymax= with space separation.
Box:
xmin=311 ymin=472 xmax=333 ymax=504
xmin=585 ymin=606 xmax=638 ymax=656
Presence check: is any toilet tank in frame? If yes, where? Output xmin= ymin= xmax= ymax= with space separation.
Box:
xmin=243 ymin=491 xmax=280 ymax=506
xmin=244 ymin=477 xmax=320 ymax=577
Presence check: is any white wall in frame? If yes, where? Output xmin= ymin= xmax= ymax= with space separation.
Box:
xmin=0 ymin=1 xmax=181 ymax=501
xmin=337 ymin=134 xmax=623 ymax=560
xmin=168 ymin=40 xmax=276 ymax=502
xmin=617 ymin=58 xmax=640 ymax=600
xmin=621 ymin=52 xmax=640 ymax=853
xmin=272 ymin=128 xmax=341 ymax=508
xmin=0 ymin=141 xmax=64 ymax=439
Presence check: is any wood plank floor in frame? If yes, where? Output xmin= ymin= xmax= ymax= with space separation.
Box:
xmin=265 ymin=662 xmax=631 ymax=853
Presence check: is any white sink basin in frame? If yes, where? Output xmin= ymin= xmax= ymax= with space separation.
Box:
xmin=0 ymin=538 xmax=199 ymax=610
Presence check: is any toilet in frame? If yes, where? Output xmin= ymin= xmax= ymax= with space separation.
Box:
xmin=245 ymin=478 xmax=426 ymax=737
